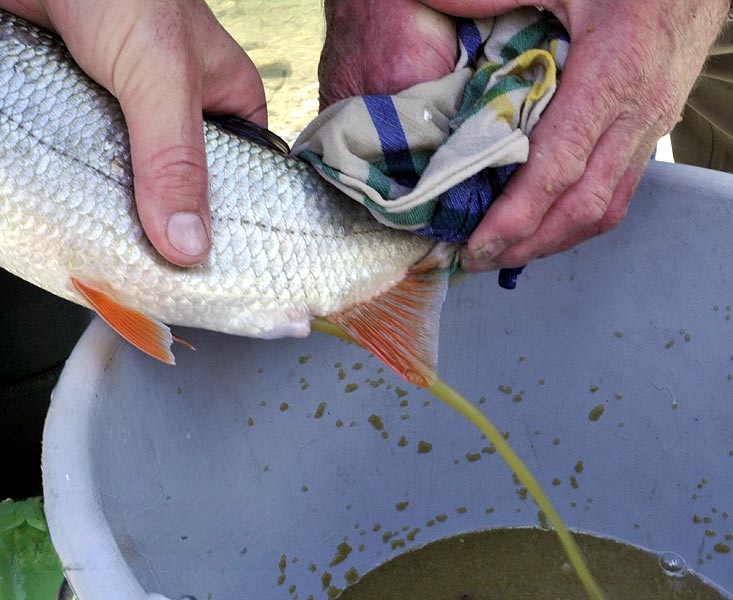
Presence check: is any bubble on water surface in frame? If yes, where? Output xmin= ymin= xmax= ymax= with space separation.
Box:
xmin=659 ymin=551 xmax=686 ymax=577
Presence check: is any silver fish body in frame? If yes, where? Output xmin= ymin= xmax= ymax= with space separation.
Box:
xmin=0 ymin=10 xmax=438 ymax=342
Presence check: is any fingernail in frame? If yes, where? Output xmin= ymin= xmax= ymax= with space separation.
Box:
xmin=463 ymin=258 xmax=500 ymax=273
xmin=460 ymin=248 xmax=499 ymax=272
xmin=167 ymin=212 xmax=209 ymax=256
xmin=474 ymin=238 xmax=505 ymax=260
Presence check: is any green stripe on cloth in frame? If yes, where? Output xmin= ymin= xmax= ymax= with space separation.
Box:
xmin=500 ymin=18 xmax=552 ymax=62
xmin=365 ymin=163 xmax=393 ymax=198
xmin=363 ymin=195 xmax=437 ymax=227
xmin=456 ymin=75 xmax=532 ymax=124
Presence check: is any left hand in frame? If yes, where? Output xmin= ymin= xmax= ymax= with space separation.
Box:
xmin=1 ymin=0 xmax=267 ymax=267
xmin=319 ymin=0 xmax=730 ymax=272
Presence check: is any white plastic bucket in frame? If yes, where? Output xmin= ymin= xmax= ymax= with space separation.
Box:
xmin=43 ymin=161 xmax=733 ymax=599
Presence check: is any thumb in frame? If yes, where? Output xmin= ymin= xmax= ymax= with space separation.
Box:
xmin=122 ymin=86 xmax=211 ymax=267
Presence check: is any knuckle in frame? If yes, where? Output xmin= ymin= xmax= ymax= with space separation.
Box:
xmin=581 ymin=186 xmax=613 ymax=224
xmin=142 ymin=145 xmax=208 ymax=199
xmin=491 ymin=199 xmax=545 ymax=245
xmin=541 ymin=134 xmax=590 ymax=192
xmin=558 ymin=185 xmax=612 ymax=233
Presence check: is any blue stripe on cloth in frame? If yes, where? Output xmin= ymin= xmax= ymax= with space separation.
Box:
xmin=456 ymin=18 xmax=483 ymax=64
xmin=412 ymin=161 xmax=526 ymax=289
xmin=363 ymin=95 xmax=419 ymax=188
xmin=415 ymin=163 xmax=518 ymax=243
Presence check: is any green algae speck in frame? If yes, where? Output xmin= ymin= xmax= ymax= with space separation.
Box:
xmin=321 ymin=572 xmax=332 ymax=589
xmin=367 ymin=414 xmax=384 ymax=430
xmin=329 ymin=542 xmax=352 ymax=567
xmin=588 ymin=404 xmax=605 ymax=421
xmin=417 ymin=440 xmax=432 ymax=454
xmin=345 ymin=566 xmax=359 ymax=584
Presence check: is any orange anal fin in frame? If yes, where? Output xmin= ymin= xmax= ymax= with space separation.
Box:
xmin=321 ymin=244 xmax=456 ymax=388
xmin=71 ymin=278 xmax=177 ymax=365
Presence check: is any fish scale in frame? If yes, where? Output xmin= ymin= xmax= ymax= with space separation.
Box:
xmin=0 ymin=10 xmax=441 ymax=345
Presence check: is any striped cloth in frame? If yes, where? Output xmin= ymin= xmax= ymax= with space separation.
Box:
xmin=292 ymin=8 xmax=569 ymax=287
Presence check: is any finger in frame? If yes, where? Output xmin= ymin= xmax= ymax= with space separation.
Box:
xmin=465 ymin=114 xmax=644 ymax=270
xmin=536 ymin=142 xmax=651 ymax=259
xmin=199 ymin=12 xmax=268 ymax=126
xmin=203 ymin=54 xmax=267 ymax=126
xmin=0 ymin=0 xmax=52 ymax=28
xmin=114 ymin=20 xmax=213 ymax=267
xmin=123 ymin=90 xmax=211 ymax=267
xmin=319 ymin=0 xmax=455 ymax=109
xmin=460 ymin=119 xmax=655 ymax=272
xmin=462 ymin=45 xmax=619 ymax=266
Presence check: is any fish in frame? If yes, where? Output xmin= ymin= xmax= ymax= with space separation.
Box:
xmin=0 ymin=10 xmax=456 ymax=386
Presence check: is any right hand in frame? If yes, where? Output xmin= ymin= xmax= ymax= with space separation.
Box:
xmin=1 ymin=0 xmax=267 ymax=266
xmin=319 ymin=0 xmax=729 ymax=274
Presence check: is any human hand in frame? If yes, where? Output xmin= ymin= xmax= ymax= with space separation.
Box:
xmin=319 ymin=0 xmax=730 ymax=273
xmin=1 ymin=0 xmax=266 ymax=266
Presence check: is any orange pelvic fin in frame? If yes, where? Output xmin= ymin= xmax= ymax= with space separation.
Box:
xmin=71 ymin=278 xmax=183 ymax=365
xmin=324 ymin=244 xmax=456 ymax=388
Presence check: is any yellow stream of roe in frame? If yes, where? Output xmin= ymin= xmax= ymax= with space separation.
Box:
xmin=311 ymin=317 xmax=606 ymax=600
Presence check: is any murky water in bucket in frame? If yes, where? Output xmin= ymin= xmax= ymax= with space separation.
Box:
xmin=337 ymin=528 xmax=731 ymax=600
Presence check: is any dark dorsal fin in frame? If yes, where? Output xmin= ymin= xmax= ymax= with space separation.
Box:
xmin=207 ymin=115 xmax=290 ymax=155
